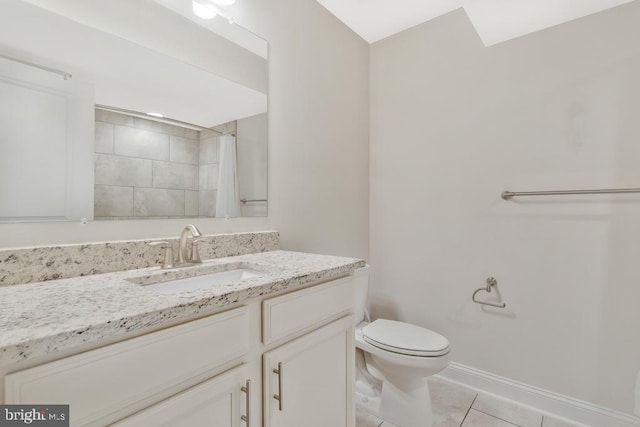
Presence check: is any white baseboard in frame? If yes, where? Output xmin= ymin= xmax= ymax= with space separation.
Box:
xmin=437 ymin=362 xmax=640 ymax=427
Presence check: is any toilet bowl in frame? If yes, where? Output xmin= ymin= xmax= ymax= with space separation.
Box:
xmin=353 ymin=266 xmax=450 ymax=427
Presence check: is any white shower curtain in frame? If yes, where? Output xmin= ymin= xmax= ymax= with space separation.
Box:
xmin=215 ymin=134 xmax=242 ymax=218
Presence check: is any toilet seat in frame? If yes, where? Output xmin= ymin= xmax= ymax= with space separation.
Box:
xmin=362 ymin=319 xmax=450 ymax=357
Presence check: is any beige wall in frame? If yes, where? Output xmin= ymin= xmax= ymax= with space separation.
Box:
xmin=0 ymin=0 xmax=370 ymax=260
xmin=237 ymin=113 xmax=268 ymax=218
xmin=370 ymin=3 xmax=640 ymax=414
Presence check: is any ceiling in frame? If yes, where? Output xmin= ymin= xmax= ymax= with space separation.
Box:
xmin=151 ymin=0 xmax=268 ymax=59
xmin=5 ymin=0 xmax=267 ymax=128
xmin=315 ymin=0 xmax=636 ymax=45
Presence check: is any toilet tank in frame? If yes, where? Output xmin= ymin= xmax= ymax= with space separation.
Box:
xmin=353 ymin=265 xmax=370 ymax=323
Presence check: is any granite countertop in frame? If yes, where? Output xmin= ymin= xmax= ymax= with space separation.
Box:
xmin=0 ymin=250 xmax=365 ymax=366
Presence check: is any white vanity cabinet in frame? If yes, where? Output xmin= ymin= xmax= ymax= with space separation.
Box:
xmin=4 ymin=307 xmax=250 ymax=426
xmin=263 ymin=316 xmax=354 ymax=427
xmin=3 ymin=274 xmax=356 ymax=427
xmin=261 ymin=275 xmax=355 ymax=427
xmin=113 ymin=364 xmax=250 ymax=427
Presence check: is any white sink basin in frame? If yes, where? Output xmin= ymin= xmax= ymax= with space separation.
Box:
xmin=131 ymin=267 xmax=265 ymax=294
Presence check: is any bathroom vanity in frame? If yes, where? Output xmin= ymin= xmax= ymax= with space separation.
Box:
xmin=0 ymin=243 xmax=364 ymax=426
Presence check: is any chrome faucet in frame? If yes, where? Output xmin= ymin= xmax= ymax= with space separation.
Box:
xmin=178 ymin=224 xmax=203 ymax=265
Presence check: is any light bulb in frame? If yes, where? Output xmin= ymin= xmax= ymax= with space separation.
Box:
xmin=192 ymin=0 xmax=217 ymax=19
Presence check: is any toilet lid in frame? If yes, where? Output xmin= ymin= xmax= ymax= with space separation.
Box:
xmin=362 ymin=319 xmax=450 ymax=357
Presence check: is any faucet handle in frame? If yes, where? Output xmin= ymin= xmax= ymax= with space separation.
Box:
xmin=190 ymin=238 xmax=204 ymax=264
xmin=149 ymin=241 xmax=174 ymax=269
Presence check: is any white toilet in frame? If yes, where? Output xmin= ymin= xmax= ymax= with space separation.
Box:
xmin=353 ymin=265 xmax=450 ymax=427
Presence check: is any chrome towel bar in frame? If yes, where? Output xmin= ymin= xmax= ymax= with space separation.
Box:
xmin=241 ymin=198 xmax=267 ymax=204
xmin=502 ymin=187 xmax=640 ymax=200
xmin=472 ymin=277 xmax=506 ymax=308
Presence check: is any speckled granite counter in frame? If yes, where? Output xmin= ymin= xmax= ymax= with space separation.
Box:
xmin=0 ymin=250 xmax=365 ymax=366
xmin=0 ymin=231 xmax=280 ymax=287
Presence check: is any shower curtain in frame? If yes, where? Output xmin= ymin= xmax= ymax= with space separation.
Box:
xmin=215 ymin=134 xmax=242 ymax=218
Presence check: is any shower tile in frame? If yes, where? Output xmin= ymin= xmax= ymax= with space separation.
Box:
xmin=199 ymin=137 xmax=218 ymax=164
xmin=355 ymin=407 xmax=383 ymax=427
xmin=211 ymin=123 xmax=226 ymax=134
xmin=134 ymin=117 xmax=185 ymax=137
xmin=199 ymin=190 xmax=216 ymax=217
xmin=152 ymin=161 xmax=198 ymax=190
xmin=113 ymin=216 xmax=163 ymax=220
xmin=199 ymin=164 xmax=219 ymax=190
xmin=212 ymin=121 xmax=236 ymax=134
xmin=185 ymin=129 xmax=199 ymax=140
xmin=200 ymin=128 xmax=220 ymax=140
xmin=95 ymin=154 xmax=152 ymax=187
xmin=430 ymin=377 xmax=477 ymax=426
xmin=95 ymin=109 xmax=134 ymax=126
xmin=170 ymin=136 xmax=199 ymax=165
xmin=133 ymin=188 xmax=184 ymax=217
xmin=185 ymin=190 xmax=199 ymax=216
xmin=463 ymin=409 xmax=518 ymax=426
xmin=472 ymin=393 xmax=542 ymax=427
xmin=94 ymin=185 xmax=133 ymax=217
xmin=543 ymin=415 xmax=583 ymax=427
xmin=95 ymin=121 xmax=114 ymax=154
xmin=114 ymin=125 xmax=170 ymax=160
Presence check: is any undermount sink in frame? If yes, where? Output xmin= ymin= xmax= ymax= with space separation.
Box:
xmin=127 ymin=263 xmax=267 ymax=294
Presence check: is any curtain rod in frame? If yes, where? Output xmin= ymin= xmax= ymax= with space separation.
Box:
xmin=95 ymin=105 xmax=236 ymax=136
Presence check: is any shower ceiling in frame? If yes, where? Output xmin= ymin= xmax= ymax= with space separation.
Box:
xmin=315 ymin=0 xmax=636 ymax=45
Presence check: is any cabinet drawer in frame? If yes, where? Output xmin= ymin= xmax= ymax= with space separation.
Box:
xmin=113 ymin=364 xmax=249 ymax=427
xmin=263 ymin=276 xmax=354 ymax=344
xmin=4 ymin=306 xmax=248 ymax=426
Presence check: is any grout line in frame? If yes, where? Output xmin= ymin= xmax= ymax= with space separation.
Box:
xmin=460 ymin=394 xmax=478 ymax=426
xmin=95 ymin=150 xmax=198 ymax=166
xmin=96 ymin=184 xmax=199 ymax=192
xmin=472 ymin=408 xmax=521 ymax=426
xmin=131 ymin=183 xmax=135 ymax=217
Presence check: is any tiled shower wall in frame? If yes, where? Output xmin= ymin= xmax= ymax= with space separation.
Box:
xmin=94 ymin=109 xmax=234 ymax=219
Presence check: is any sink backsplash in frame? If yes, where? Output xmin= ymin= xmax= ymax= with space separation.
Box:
xmin=0 ymin=231 xmax=279 ymax=287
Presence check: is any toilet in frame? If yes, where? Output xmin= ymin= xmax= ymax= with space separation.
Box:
xmin=353 ymin=265 xmax=450 ymax=427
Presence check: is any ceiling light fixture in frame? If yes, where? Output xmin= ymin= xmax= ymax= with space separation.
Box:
xmin=192 ymin=0 xmax=218 ymax=19
xmin=146 ymin=112 xmax=164 ymax=118
xmin=192 ymin=0 xmax=235 ymax=23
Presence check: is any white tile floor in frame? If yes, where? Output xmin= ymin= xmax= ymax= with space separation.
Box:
xmin=355 ymin=377 xmax=583 ymax=427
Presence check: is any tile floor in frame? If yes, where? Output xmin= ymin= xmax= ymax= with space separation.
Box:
xmin=356 ymin=377 xmax=583 ymax=427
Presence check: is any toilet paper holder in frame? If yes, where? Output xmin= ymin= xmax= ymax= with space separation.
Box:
xmin=472 ymin=277 xmax=506 ymax=308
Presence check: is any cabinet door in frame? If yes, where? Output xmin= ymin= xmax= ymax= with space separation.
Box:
xmin=263 ymin=315 xmax=354 ymax=427
xmin=113 ymin=364 xmax=251 ymax=427
xmin=4 ymin=307 xmax=249 ymax=426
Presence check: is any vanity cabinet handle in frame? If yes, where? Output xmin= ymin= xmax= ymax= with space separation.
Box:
xmin=273 ymin=362 xmax=283 ymax=411
xmin=241 ymin=379 xmax=251 ymax=425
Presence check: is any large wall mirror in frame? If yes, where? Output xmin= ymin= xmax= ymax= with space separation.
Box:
xmin=0 ymin=0 xmax=267 ymax=222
